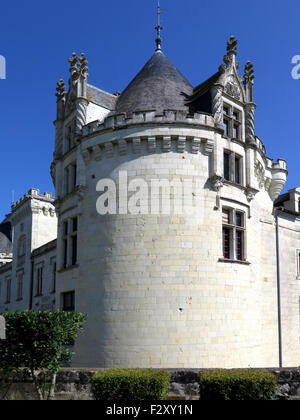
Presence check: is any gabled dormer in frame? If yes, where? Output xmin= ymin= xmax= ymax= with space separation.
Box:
xmin=189 ymin=36 xmax=255 ymax=144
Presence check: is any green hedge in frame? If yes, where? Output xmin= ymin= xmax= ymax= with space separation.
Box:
xmin=199 ymin=369 xmax=277 ymax=400
xmin=90 ymin=369 xmax=171 ymax=401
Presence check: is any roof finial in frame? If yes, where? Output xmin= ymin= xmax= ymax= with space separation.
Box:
xmin=155 ymin=0 xmax=164 ymax=51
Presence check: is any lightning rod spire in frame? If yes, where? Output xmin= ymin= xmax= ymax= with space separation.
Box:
xmin=155 ymin=0 xmax=164 ymax=51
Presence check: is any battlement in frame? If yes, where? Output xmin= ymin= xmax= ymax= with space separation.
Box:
xmin=81 ymin=110 xmax=216 ymax=139
xmin=11 ymin=189 xmax=55 ymax=212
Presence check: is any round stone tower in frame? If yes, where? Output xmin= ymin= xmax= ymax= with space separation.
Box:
xmin=52 ymin=37 xmax=289 ymax=368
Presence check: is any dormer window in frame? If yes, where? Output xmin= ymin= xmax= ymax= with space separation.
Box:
xmin=223 ymin=104 xmax=242 ymax=140
xmin=65 ymin=120 xmax=76 ymax=153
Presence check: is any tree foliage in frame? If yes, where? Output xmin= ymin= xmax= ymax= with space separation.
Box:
xmin=0 ymin=311 xmax=86 ymax=400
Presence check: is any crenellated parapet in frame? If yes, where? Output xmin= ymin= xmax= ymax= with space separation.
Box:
xmin=81 ymin=110 xmax=215 ymax=139
xmin=11 ymin=189 xmax=56 ymax=222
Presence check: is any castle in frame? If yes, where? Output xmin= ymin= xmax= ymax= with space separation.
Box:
xmin=1 ymin=33 xmax=300 ymax=369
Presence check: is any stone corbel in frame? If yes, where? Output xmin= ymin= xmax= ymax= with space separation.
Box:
xmin=245 ymin=186 xmax=259 ymax=203
xmin=31 ymin=205 xmax=41 ymax=215
xmin=191 ymin=137 xmax=201 ymax=154
xmin=104 ymin=142 xmax=114 ymax=158
xmin=210 ymin=175 xmax=224 ymax=193
xmin=202 ymin=138 xmax=214 ymax=154
xmin=148 ymin=136 xmax=156 ymax=153
xmin=81 ymin=149 xmax=91 ymax=164
xmin=76 ymin=185 xmax=87 ymax=215
xmin=177 ymin=136 xmax=186 ymax=153
xmin=163 ymin=136 xmax=172 ymax=152
xmin=132 ymin=137 xmax=141 ymax=154
xmin=75 ymin=185 xmax=87 ymax=201
xmin=264 ymin=177 xmax=272 ymax=191
xmin=92 ymin=145 xmax=102 ymax=162
xmin=209 ymin=175 xmax=224 ymax=210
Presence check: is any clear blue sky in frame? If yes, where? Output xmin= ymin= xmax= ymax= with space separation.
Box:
xmin=0 ymin=0 xmax=299 ymax=220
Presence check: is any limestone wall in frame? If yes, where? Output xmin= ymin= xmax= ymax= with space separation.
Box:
xmin=55 ymin=120 xmax=294 ymax=368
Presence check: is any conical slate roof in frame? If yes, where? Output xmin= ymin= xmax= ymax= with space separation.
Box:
xmin=115 ymin=50 xmax=193 ymax=115
xmin=0 ymin=222 xmax=12 ymax=254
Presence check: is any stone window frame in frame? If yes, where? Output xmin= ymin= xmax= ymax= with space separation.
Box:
xmin=35 ymin=262 xmax=44 ymax=297
xmin=63 ymin=161 xmax=77 ymax=196
xmin=16 ymin=269 xmax=24 ymax=302
xmin=64 ymin=119 xmax=76 ymax=154
xmin=5 ymin=275 xmax=11 ymax=304
xmin=61 ymin=290 xmax=75 ymax=312
xmin=223 ymin=103 xmax=242 ymax=141
xmin=50 ymin=257 xmax=57 ymax=294
xmin=223 ymin=149 xmax=244 ymax=186
xmin=62 ymin=216 xmax=78 ymax=270
xmin=17 ymin=234 xmax=26 ymax=267
xmin=222 ymin=206 xmax=247 ymax=262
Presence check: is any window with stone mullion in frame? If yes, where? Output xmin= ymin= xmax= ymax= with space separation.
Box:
xmin=223 ymin=104 xmax=241 ymax=140
xmin=222 ymin=208 xmax=245 ymax=261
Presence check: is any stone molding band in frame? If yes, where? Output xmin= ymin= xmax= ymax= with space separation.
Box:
xmin=81 ymin=136 xmax=214 ymax=164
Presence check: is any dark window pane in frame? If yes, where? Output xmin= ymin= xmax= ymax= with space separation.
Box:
xmin=52 ymin=262 xmax=56 ymax=292
xmin=72 ymin=235 xmax=77 ymax=266
xmin=63 ymin=291 xmax=75 ymax=312
xmin=233 ymin=124 xmax=239 ymax=139
xmin=72 ymin=217 xmax=78 ymax=233
xmin=73 ymin=164 xmax=77 ymax=190
xmin=236 ymin=231 xmax=243 ymax=261
xmin=235 ymin=212 xmax=243 ymax=227
xmin=64 ymin=221 xmax=68 ymax=236
xmin=235 ymin=157 xmax=241 ymax=184
xmin=223 ymin=228 xmax=231 ymax=259
xmin=224 ymin=153 xmax=230 ymax=181
xmin=223 ymin=119 xmax=229 ymax=136
xmin=223 ymin=106 xmax=229 ymax=116
xmin=63 ymin=239 xmax=68 ymax=268
xmin=233 ymin=111 xmax=239 ymax=121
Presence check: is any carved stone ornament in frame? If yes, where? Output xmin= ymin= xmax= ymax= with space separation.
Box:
xmin=245 ymin=186 xmax=258 ymax=203
xmin=227 ymin=35 xmax=238 ymax=56
xmin=254 ymin=160 xmax=265 ymax=189
xmin=75 ymin=185 xmax=87 ymax=201
xmin=224 ymin=82 xmax=241 ymax=100
xmin=244 ymin=62 xmax=254 ymax=85
xmin=210 ymin=175 xmax=224 ymax=193
xmin=212 ymin=85 xmax=223 ymax=128
xmin=65 ymin=52 xmax=89 ymax=116
xmin=56 ymin=79 xmax=66 ymax=100
xmin=50 ymin=162 xmax=56 ymax=185
xmin=245 ymin=103 xmax=256 ymax=144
